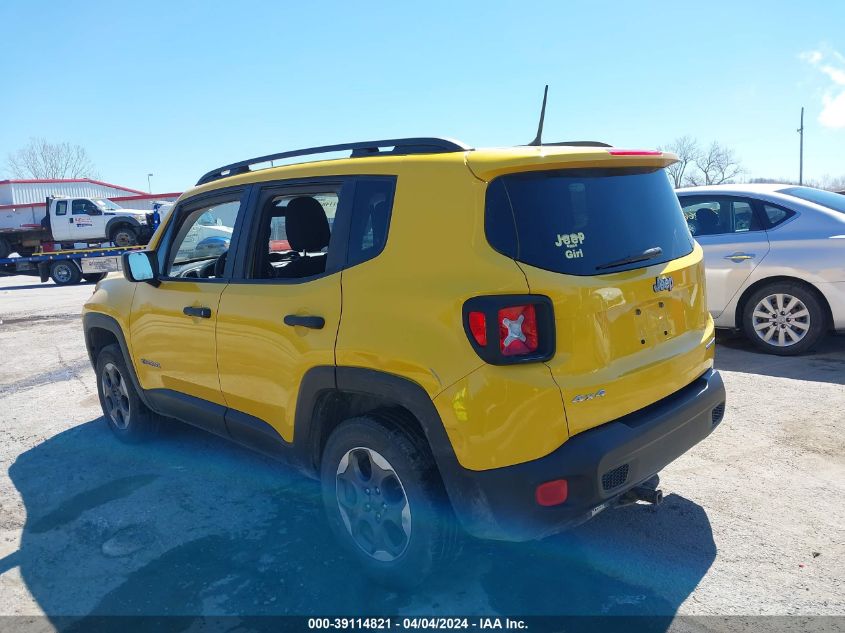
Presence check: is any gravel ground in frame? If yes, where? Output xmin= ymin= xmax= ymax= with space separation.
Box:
xmin=0 ymin=274 xmax=843 ymax=623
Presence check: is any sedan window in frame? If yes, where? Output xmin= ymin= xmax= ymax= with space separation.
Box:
xmin=680 ymin=197 xmax=762 ymax=236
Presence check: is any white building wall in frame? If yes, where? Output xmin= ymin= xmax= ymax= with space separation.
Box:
xmin=0 ymin=180 xmax=146 ymax=205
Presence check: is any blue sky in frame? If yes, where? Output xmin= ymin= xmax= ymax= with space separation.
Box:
xmin=1 ymin=1 xmax=843 ymax=193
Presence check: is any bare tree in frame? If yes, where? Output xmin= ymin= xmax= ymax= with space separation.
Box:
xmin=7 ymin=137 xmax=99 ymax=179
xmin=686 ymin=141 xmax=743 ymax=186
xmin=660 ymin=136 xmax=700 ymax=188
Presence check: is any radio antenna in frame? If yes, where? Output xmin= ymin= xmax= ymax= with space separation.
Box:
xmin=527 ymin=85 xmax=549 ymax=146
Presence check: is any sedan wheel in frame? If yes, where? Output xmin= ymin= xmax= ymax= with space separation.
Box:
xmin=742 ymin=283 xmax=826 ymax=355
xmin=751 ymin=293 xmax=810 ymax=348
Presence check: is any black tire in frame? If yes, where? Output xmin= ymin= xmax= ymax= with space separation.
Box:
xmin=741 ymin=282 xmax=827 ymax=355
xmin=50 ymin=261 xmax=82 ymax=285
xmin=82 ymin=272 xmax=108 ymax=283
xmin=111 ymin=225 xmax=138 ymax=247
xmin=95 ymin=344 xmax=159 ymax=442
xmin=0 ymin=238 xmax=10 ymax=260
xmin=320 ymin=415 xmax=457 ymax=587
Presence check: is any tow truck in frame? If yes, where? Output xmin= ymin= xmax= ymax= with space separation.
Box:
xmin=0 ymin=244 xmax=146 ymax=285
xmin=0 ymin=195 xmax=152 ymax=259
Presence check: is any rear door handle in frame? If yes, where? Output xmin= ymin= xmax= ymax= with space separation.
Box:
xmin=284 ymin=315 xmax=325 ymax=329
xmin=724 ymin=252 xmax=755 ymax=262
xmin=183 ymin=306 xmax=212 ymax=319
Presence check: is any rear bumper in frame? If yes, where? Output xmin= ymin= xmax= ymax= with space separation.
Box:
xmin=444 ymin=369 xmax=726 ymax=541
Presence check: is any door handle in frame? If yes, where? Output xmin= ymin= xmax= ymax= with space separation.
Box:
xmin=724 ymin=252 xmax=755 ymax=262
xmin=284 ymin=315 xmax=325 ymax=329
xmin=183 ymin=306 xmax=212 ymax=319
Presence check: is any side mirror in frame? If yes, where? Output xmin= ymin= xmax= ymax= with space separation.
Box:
xmin=122 ymin=251 xmax=159 ymax=285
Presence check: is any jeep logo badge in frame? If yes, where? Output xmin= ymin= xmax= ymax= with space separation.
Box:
xmin=653 ymin=276 xmax=673 ymax=293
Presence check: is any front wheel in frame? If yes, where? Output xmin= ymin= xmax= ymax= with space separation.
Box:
xmin=742 ymin=282 xmax=827 ymax=355
xmin=50 ymin=261 xmax=82 ymax=285
xmin=320 ymin=415 xmax=457 ymax=587
xmin=111 ymin=226 xmax=138 ymax=247
xmin=95 ymin=344 xmax=159 ymax=442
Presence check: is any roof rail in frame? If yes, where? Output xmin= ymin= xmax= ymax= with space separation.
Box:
xmin=196 ymin=137 xmax=471 ymax=186
xmin=543 ymin=141 xmax=613 ymax=147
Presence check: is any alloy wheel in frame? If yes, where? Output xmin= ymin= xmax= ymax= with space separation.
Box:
xmin=335 ymin=447 xmax=412 ymax=562
xmin=101 ymin=362 xmax=131 ymax=429
xmin=751 ymin=293 xmax=811 ymax=348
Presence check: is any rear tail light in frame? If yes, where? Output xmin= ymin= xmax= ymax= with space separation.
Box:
xmin=468 ymin=311 xmax=487 ymax=346
xmin=498 ymin=304 xmax=538 ymax=356
xmin=463 ymin=295 xmax=554 ymax=365
xmin=536 ymin=479 xmax=568 ymax=506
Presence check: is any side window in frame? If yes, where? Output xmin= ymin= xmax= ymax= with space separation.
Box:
xmin=164 ymin=199 xmax=241 ymax=278
xmin=681 ymin=197 xmax=761 ymax=236
xmin=72 ymin=200 xmax=99 ymax=215
xmin=55 ymin=201 xmax=67 ymax=216
xmin=347 ymin=178 xmax=395 ymax=267
xmin=248 ymin=189 xmax=340 ymax=280
xmin=762 ymin=204 xmax=794 ymax=228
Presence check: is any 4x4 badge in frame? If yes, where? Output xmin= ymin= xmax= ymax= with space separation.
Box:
xmin=572 ymin=389 xmax=606 ymax=403
xmin=653 ymin=276 xmax=674 ymax=293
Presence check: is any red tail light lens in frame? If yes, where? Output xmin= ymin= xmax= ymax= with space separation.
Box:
xmin=498 ymin=304 xmax=538 ymax=356
xmin=536 ymin=479 xmax=568 ymax=506
xmin=468 ymin=311 xmax=487 ymax=346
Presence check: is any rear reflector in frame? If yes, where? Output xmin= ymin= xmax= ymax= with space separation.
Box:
xmin=536 ymin=479 xmax=568 ymax=506
xmin=498 ymin=304 xmax=538 ymax=356
xmin=608 ymin=149 xmax=663 ymax=156
xmin=468 ymin=311 xmax=487 ymax=346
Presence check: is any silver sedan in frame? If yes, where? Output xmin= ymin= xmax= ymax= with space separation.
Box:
xmin=676 ymin=184 xmax=845 ymax=355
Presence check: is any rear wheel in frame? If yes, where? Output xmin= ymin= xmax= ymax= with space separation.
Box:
xmin=50 ymin=261 xmax=82 ymax=285
xmin=742 ymin=282 xmax=826 ymax=355
xmin=95 ymin=344 xmax=159 ymax=442
xmin=82 ymin=272 xmax=107 ymax=283
xmin=111 ymin=225 xmax=138 ymax=247
xmin=320 ymin=415 xmax=457 ymax=587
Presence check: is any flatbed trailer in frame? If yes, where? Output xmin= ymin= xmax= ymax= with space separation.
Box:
xmin=0 ymin=245 xmax=143 ymax=286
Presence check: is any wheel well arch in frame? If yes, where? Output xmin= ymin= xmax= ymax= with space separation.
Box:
xmin=735 ymin=275 xmax=833 ymax=330
xmin=85 ymin=326 xmax=119 ymax=361
xmin=305 ymin=389 xmax=431 ymax=474
xmin=105 ymin=217 xmax=140 ymax=237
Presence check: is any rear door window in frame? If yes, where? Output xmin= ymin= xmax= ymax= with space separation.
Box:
xmin=679 ymin=196 xmax=764 ymax=236
xmin=486 ymin=167 xmax=693 ymax=276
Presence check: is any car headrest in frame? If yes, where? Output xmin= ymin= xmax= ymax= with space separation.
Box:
xmin=285 ymin=197 xmax=330 ymax=252
xmin=696 ymin=208 xmax=719 ymax=233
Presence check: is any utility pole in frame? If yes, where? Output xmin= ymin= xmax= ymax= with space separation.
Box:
xmin=147 ymin=173 xmax=154 ymax=193
xmin=797 ymin=107 xmax=804 ymax=186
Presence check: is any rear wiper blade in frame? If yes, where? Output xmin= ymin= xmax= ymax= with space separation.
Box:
xmin=595 ymin=246 xmax=663 ymax=271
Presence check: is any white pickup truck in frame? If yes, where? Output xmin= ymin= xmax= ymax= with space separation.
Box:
xmin=0 ymin=195 xmax=152 ymax=258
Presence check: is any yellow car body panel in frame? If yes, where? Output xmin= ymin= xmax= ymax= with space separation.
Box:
xmin=129 ymin=280 xmax=228 ymax=406
xmin=215 ymin=275 xmax=342 ymax=443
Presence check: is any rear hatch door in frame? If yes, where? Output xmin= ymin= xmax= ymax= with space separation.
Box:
xmin=482 ymin=161 xmax=713 ymax=436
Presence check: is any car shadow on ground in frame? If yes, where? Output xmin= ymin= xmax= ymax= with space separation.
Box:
xmin=715 ymin=332 xmax=845 ymax=384
xmin=4 ymin=417 xmax=716 ymax=630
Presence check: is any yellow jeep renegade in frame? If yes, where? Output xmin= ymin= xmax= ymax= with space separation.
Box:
xmin=83 ymin=137 xmax=726 ymax=584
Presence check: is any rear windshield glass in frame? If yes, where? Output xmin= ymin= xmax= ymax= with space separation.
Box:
xmin=779 ymin=186 xmax=845 ymax=213
xmin=486 ymin=168 xmax=694 ymax=276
